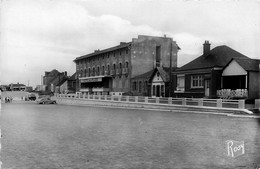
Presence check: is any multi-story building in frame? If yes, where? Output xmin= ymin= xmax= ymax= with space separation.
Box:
xmin=74 ymin=35 xmax=179 ymax=95
xmin=42 ymin=69 xmax=68 ymax=93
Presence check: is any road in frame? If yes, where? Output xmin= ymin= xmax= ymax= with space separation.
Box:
xmin=0 ymin=101 xmax=259 ymax=169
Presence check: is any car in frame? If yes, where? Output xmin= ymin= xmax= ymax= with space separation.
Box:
xmin=27 ymin=94 xmax=36 ymax=101
xmin=36 ymin=98 xmax=57 ymax=104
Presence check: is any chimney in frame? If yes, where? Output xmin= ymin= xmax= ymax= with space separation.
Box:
xmin=203 ymin=40 xmax=211 ymax=56
xmin=64 ymin=71 xmax=67 ymax=76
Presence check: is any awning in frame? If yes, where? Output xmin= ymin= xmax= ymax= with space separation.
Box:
xmin=79 ymin=76 xmax=109 ymax=83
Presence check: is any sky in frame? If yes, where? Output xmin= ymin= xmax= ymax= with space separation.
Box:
xmin=0 ymin=0 xmax=260 ymax=88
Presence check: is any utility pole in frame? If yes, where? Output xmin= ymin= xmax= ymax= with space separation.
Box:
xmin=169 ymin=42 xmax=173 ymax=97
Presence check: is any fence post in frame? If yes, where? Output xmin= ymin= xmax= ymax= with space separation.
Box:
xmin=145 ymin=97 xmax=148 ymax=103
xmin=118 ymin=96 xmax=121 ymax=101
xmin=168 ymin=97 xmax=172 ymax=104
xmin=156 ymin=97 xmax=159 ymax=104
xmin=255 ymin=99 xmax=260 ymax=109
xmin=238 ymin=100 xmax=245 ymax=109
xmin=83 ymin=93 xmax=86 ymax=99
xmin=135 ymin=96 xmax=138 ymax=102
xmin=98 ymin=94 xmax=101 ymax=100
xmin=126 ymin=96 xmax=129 ymax=102
xmin=87 ymin=94 xmax=90 ymax=100
xmin=111 ymin=95 xmax=114 ymax=101
xmin=217 ymin=99 xmax=222 ymax=108
xmin=182 ymin=98 xmax=186 ymax=105
xmin=104 ymin=95 xmax=107 ymax=100
xmin=198 ymin=98 xmax=203 ymax=107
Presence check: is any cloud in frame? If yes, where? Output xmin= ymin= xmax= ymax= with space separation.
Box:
xmin=0 ymin=0 xmax=164 ymax=87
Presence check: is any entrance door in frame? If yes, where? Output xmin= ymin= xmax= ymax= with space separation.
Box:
xmin=156 ymin=85 xmax=160 ymax=97
xmin=205 ymin=80 xmax=210 ymax=97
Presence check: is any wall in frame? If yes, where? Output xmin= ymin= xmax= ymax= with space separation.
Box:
xmin=131 ymin=35 xmax=178 ymax=78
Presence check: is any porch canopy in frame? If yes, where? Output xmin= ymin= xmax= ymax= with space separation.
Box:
xmin=222 ymin=58 xmax=247 ymax=90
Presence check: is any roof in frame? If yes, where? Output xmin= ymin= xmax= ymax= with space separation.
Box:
xmin=57 ymin=78 xmax=68 ymax=86
xmin=68 ymin=72 xmax=77 ymax=81
xmin=74 ymin=42 xmax=131 ymax=61
xmin=179 ymin=45 xmax=250 ymax=71
xmin=131 ymin=69 xmax=154 ymax=80
xmin=156 ymin=67 xmax=170 ymax=82
xmin=10 ymin=83 xmax=26 ymax=87
xmin=231 ymin=58 xmax=260 ymax=72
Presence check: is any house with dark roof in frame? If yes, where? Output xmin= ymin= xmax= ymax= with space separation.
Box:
xmin=172 ymin=41 xmax=259 ymax=99
xmin=218 ymin=58 xmax=260 ymax=100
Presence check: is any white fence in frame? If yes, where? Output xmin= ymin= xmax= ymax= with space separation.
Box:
xmin=53 ymin=93 xmax=258 ymax=110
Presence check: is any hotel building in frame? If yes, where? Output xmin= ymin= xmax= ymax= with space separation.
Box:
xmin=74 ymin=35 xmax=179 ymax=96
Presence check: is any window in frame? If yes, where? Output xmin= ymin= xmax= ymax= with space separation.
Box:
xmin=88 ymin=68 xmax=91 ymax=76
xmin=156 ymin=46 xmax=161 ymax=67
xmin=161 ymin=85 xmax=164 ymax=97
xmin=102 ymin=66 xmax=105 ymax=75
xmin=113 ymin=64 xmax=116 ymax=70
xmin=139 ymin=81 xmax=142 ymax=93
xmin=133 ymin=82 xmax=137 ymax=91
xmin=153 ymin=85 xmax=155 ymax=95
xmin=126 ymin=49 xmax=128 ymax=54
xmin=107 ymin=65 xmax=110 ymax=73
xmin=125 ymin=61 xmax=129 ymax=68
xmin=176 ymin=75 xmax=185 ymax=92
xmin=191 ymin=75 xmax=203 ymax=88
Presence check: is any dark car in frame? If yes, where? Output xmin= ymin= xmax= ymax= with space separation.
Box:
xmin=28 ymin=94 xmax=36 ymax=101
xmin=36 ymin=98 xmax=57 ymax=104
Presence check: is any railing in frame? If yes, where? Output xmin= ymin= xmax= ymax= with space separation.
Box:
xmin=123 ymin=68 xmax=129 ymax=74
xmin=54 ymin=93 xmax=252 ymax=109
xmin=217 ymin=89 xmax=248 ymax=99
xmin=116 ymin=69 xmax=122 ymax=75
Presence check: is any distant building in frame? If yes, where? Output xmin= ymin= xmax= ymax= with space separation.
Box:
xmin=25 ymin=86 xmax=33 ymax=92
xmin=9 ymin=83 xmax=26 ymax=91
xmin=35 ymin=85 xmax=46 ymax=91
xmin=74 ymin=35 xmax=179 ymax=96
xmin=42 ymin=69 xmax=68 ymax=93
xmin=55 ymin=73 xmax=77 ymax=94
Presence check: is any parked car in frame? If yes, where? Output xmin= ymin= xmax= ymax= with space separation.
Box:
xmin=36 ymin=98 xmax=57 ymax=104
xmin=27 ymin=94 xmax=36 ymax=101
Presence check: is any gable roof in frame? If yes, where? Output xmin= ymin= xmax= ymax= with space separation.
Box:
xmin=230 ymin=58 xmax=260 ymax=72
xmin=68 ymin=72 xmax=77 ymax=80
xmin=156 ymin=67 xmax=170 ymax=82
xmin=179 ymin=45 xmax=250 ymax=71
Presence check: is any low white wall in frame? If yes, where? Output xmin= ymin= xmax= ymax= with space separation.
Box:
xmin=53 ymin=97 xmax=252 ymax=114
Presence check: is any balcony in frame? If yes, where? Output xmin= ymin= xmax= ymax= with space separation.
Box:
xmin=111 ymin=70 xmax=116 ymax=75
xmin=217 ymin=89 xmax=248 ymax=99
xmin=122 ymin=68 xmax=129 ymax=74
xmin=116 ymin=68 xmax=122 ymax=75
xmin=105 ymin=70 xmax=110 ymax=76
